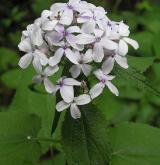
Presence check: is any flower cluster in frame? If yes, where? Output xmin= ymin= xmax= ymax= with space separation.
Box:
xmin=18 ymin=0 xmax=139 ymax=119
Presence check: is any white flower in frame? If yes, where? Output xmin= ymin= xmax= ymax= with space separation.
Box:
xmin=18 ymin=0 xmax=139 ymax=119
xmin=32 ymin=65 xmax=59 ymax=93
xmin=77 ymin=6 xmax=107 ymax=33
xmin=18 ymin=38 xmax=48 ymax=72
xmin=54 ymin=24 xmax=83 ymax=50
xmin=90 ymin=69 xmax=119 ymax=99
xmin=56 ymin=94 xmax=91 ymax=119
xmin=54 ymin=77 xmax=81 ymax=103
xmin=49 ymin=41 xmax=79 ymax=66
xmin=69 ymin=50 xmax=93 ymax=78
xmin=76 ymin=29 xmax=117 ymax=63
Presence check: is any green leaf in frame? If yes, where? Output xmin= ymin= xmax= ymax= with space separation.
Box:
xmin=109 ymin=123 xmax=160 ymax=165
xmin=0 ymin=111 xmax=41 ymax=165
xmin=0 ymin=47 xmax=18 ymax=70
xmin=114 ymin=65 xmax=160 ymax=97
xmin=9 ymin=67 xmax=56 ymax=153
xmin=62 ymin=105 xmax=111 ymax=165
xmin=1 ymin=69 xmax=21 ymax=88
xmin=128 ymin=56 xmax=155 ymax=73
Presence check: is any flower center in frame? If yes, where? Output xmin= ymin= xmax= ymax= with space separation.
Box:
xmin=101 ymin=79 xmax=106 ymax=84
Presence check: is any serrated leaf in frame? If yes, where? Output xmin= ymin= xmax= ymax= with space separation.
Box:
xmin=62 ymin=105 xmax=111 ymax=165
xmin=0 ymin=111 xmax=41 ymax=165
xmin=109 ymin=123 xmax=160 ymax=165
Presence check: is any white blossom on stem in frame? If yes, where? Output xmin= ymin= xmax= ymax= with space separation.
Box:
xmin=56 ymin=94 xmax=91 ymax=119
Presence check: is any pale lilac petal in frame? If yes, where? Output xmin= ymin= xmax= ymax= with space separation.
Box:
xmin=41 ymin=10 xmax=52 ymax=18
xmin=60 ymin=86 xmax=74 ymax=103
xmin=69 ymin=65 xmax=81 ymax=78
xmin=65 ymin=48 xmax=79 ymax=64
xmin=101 ymin=38 xmax=117 ymax=50
xmin=105 ymin=81 xmax=119 ymax=96
xmin=115 ymin=55 xmax=129 ymax=69
xmin=67 ymin=26 xmax=81 ymax=34
xmin=89 ymin=82 xmax=105 ymax=99
xmin=55 ymin=24 xmax=65 ymax=34
xmin=75 ymin=94 xmax=91 ymax=105
xmin=119 ymin=22 xmax=130 ymax=37
xmin=42 ymin=20 xmax=58 ymax=31
xmin=32 ymin=75 xmax=43 ymax=84
xmin=60 ymin=9 xmax=73 ymax=25
xmin=94 ymin=7 xmax=106 ymax=19
xmin=18 ymin=53 xmax=33 ymax=69
xmin=81 ymin=20 xmax=96 ymax=34
xmin=31 ymin=24 xmax=43 ymax=46
xmin=63 ymin=78 xmax=81 ymax=86
xmin=70 ymin=103 xmax=81 ymax=119
xmin=18 ymin=38 xmax=32 ymax=52
xmin=34 ymin=50 xmax=48 ymax=66
xmin=66 ymin=34 xmax=81 ymax=50
xmin=77 ymin=15 xmax=91 ymax=23
xmin=94 ymin=69 xmax=104 ymax=81
xmin=49 ymin=48 xmax=64 ymax=66
xmin=83 ymin=49 xmax=93 ymax=63
xmin=118 ymin=40 xmax=128 ymax=56
xmin=56 ymin=100 xmax=70 ymax=112
xmin=33 ymin=56 xmax=42 ymax=73
xmin=50 ymin=3 xmax=66 ymax=13
xmin=123 ymin=37 xmax=139 ymax=50
xmin=102 ymin=57 xmax=114 ymax=74
xmin=44 ymin=65 xmax=59 ymax=77
xmin=82 ymin=64 xmax=92 ymax=77
xmin=93 ymin=43 xmax=104 ymax=63
xmin=45 ymin=31 xmax=63 ymax=45
xmin=44 ymin=78 xmax=56 ymax=93
xmin=94 ymin=29 xmax=104 ymax=38
xmin=76 ymin=34 xmax=95 ymax=45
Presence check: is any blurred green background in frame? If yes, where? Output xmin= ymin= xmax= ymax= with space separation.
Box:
xmin=0 ymin=0 xmax=160 ymax=163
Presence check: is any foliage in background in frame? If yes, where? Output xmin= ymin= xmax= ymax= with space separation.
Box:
xmin=0 ymin=0 xmax=160 ymax=164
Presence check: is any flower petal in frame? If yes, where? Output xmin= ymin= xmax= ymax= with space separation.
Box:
xmin=102 ymin=57 xmax=114 ymax=74
xmin=32 ymin=75 xmax=43 ymax=84
xmin=18 ymin=38 xmax=32 ymax=52
xmin=89 ymin=82 xmax=105 ymax=99
xmin=56 ymin=100 xmax=70 ymax=112
xmin=76 ymin=34 xmax=95 ymax=45
xmin=82 ymin=64 xmax=92 ymax=77
xmin=115 ymin=54 xmax=129 ymax=69
xmin=65 ymin=48 xmax=79 ymax=64
xmin=67 ymin=26 xmax=81 ymax=34
xmin=101 ymin=38 xmax=117 ymax=50
xmin=44 ymin=65 xmax=59 ymax=77
xmin=75 ymin=94 xmax=91 ymax=105
xmin=63 ymin=78 xmax=81 ymax=86
xmin=18 ymin=53 xmax=33 ymax=69
xmin=69 ymin=65 xmax=81 ymax=78
xmin=83 ymin=49 xmax=93 ymax=63
xmin=60 ymin=9 xmax=73 ymax=25
xmin=49 ymin=48 xmax=64 ymax=66
xmin=42 ymin=20 xmax=58 ymax=31
xmin=93 ymin=43 xmax=104 ymax=63
xmin=44 ymin=78 xmax=56 ymax=93
xmin=118 ymin=40 xmax=128 ymax=56
xmin=81 ymin=19 xmax=96 ymax=34
xmin=60 ymin=85 xmax=74 ymax=103
xmin=94 ymin=69 xmax=104 ymax=81
xmin=33 ymin=56 xmax=42 ymax=73
xmin=70 ymin=103 xmax=81 ymax=119
xmin=105 ymin=81 xmax=119 ymax=96
xmin=123 ymin=37 xmax=139 ymax=50
xmin=34 ymin=50 xmax=48 ymax=66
